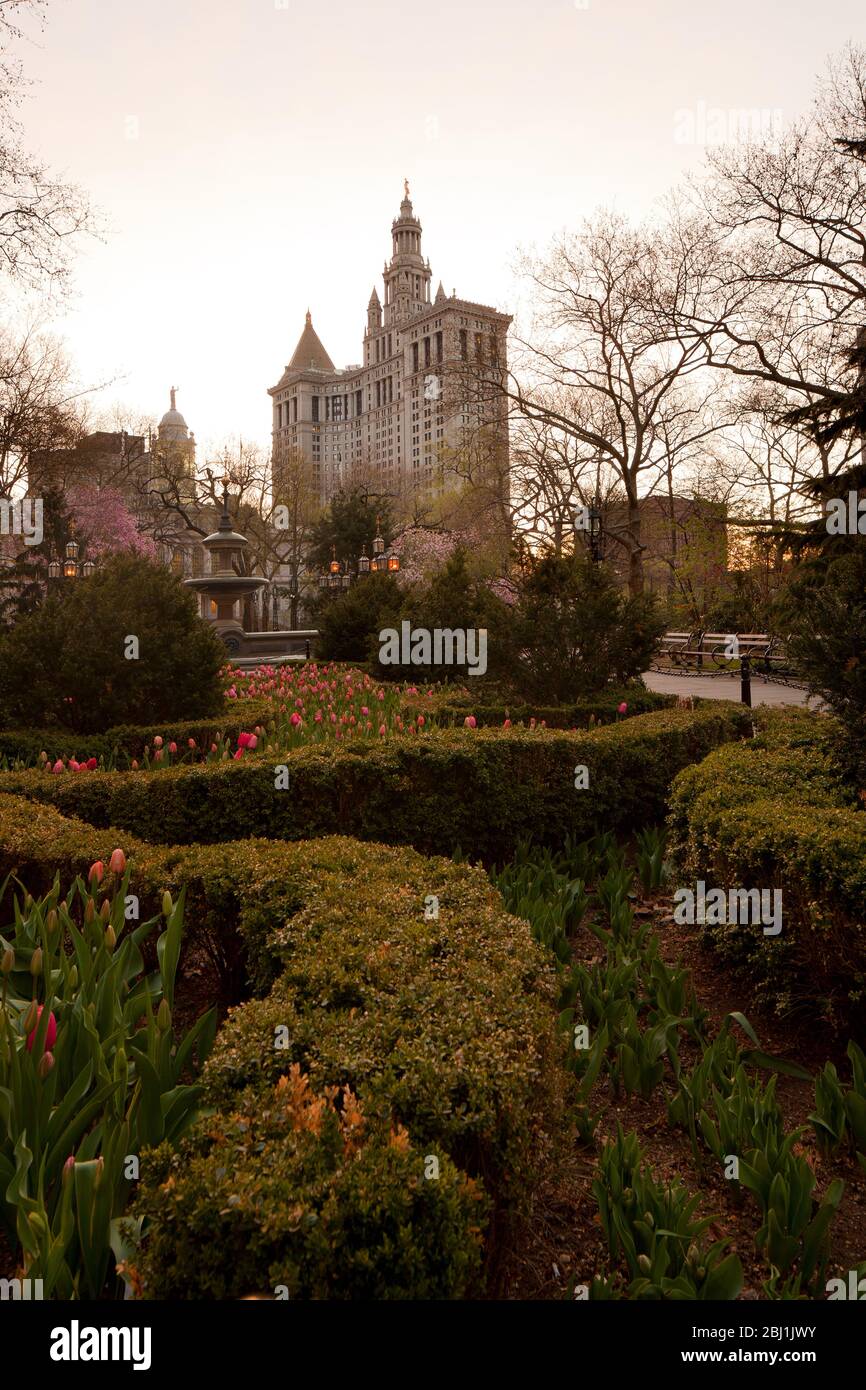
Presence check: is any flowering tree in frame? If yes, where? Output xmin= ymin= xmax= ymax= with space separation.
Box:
xmin=67 ymin=485 xmax=156 ymax=559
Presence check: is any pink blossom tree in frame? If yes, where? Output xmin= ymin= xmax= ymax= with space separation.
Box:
xmin=67 ymin=485 xmax=156 ymax=559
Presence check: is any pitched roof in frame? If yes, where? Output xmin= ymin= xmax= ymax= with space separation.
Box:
xmin=287 ymin=311 xmax=335 ymax=373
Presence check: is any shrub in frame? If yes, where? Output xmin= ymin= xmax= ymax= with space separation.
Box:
xmin=667 ymin=709 xmax=866 ymax=1027
xmin=314 ymin=572 xmax=404 ymax=665
xmin=134 ymin=1072 xmax=488 ymax=1299
xmin=0 ymin=705 xmax=753 ymax=862
xmin=502 ymin=554 xmax=666 ymax=703
xmin=0 ymin=553 xmax=226 ymax=734
xmin=775 ymin=546 xmax=866 ymax=788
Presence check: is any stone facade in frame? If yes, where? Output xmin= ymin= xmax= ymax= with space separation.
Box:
xmin=268 ymin=185 xmax=511 ymax=505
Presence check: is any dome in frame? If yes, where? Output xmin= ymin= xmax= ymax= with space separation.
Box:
xmin=158 ymin=388 xmax=190 ymax=442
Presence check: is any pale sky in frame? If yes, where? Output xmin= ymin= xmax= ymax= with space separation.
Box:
xmin=15 ymin=0 xmax=865 ymax=457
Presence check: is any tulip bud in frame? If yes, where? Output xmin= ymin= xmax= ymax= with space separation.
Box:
xmin=162 ymin=891 xmax=173 ymax=918
xmin=109 ymin=848 xmax=126 ymax=876
xmin=88 ymin=861 xmax=104 ymax=886
xmin=68 ymin=965 xmax=78 ymax=990
xmin=100 ymin=899 xmax=111 ymax=924
xmin=38 ymin=1049 xmax=54 ymax=1079
xmin=1 ymin=946 xmax=14 ymax=975
xmin=157 ymin=998 xmax=171 ymax=1033
xmin=105 ymin=924 xmax=116 ymax=951
xmin=637 ymin=1254 xmax=652 ymax=1274
xmin=30 ymin=946 xmax=43 ymax=977
xmin=46 ymin=908 xmax=58 ymax=936
xmin=22 ymin=999 xmax=38 ymax=1034
xmin=27 ymin=1210 xmax=48 ymax=1238
xmin=84 ymin=899 xmax=95 ymax=925
xmin=63 ymin=1155 xmax=75 ymax=1185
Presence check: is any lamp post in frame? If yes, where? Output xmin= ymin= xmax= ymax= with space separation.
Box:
xmin=48 ymin=539 xmax=96 ymax=586
xmin=588 ymin=499 xmax=604 ymax=564
xmin=318 ymin=521 xmax=399 ymax=594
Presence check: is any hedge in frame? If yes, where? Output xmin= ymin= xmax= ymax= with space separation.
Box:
xmin=0 ymin=793 xmax=568 ymax=1295
xmin=667 ymin=708 xmax=866 ymax=1028
xmin=0 ymin=705 xmax=753 ymax=863
xmin=0 ymin=698 xmax=273 ymax=767
xmin=429 ymin=685 xmax=674 ymax=729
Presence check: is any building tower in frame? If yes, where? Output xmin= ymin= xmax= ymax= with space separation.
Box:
xmin=382 ymin=180 xmax=432 ymax=325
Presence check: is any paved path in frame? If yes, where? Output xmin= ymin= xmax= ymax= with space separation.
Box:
xmin=643 ymin=670 xmax=818 ymax=708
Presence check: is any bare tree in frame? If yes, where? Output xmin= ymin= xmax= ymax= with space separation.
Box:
xmin=680 ymin=45 xmax=866 ymax=450
xmin=477 ymin=211 xmax=725 ymax=592
xmin=0 ymin=0 xmax=96 ymax=293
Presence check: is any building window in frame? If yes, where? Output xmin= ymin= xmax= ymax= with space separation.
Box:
xmin=412 ymin=342 xmax=419 ymax=372
xmin=460 ymin=329 xmax=468 ymax=360
xmin=312 ymin=396 xmax=319 ymax=423
xmin=436 ymin=331 xmax=443 ymax=363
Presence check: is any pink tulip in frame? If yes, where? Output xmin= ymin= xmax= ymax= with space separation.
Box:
xmin=237 ymin=732 xmax=252 ymax=749
xmin=290 ymin=712 xmax=301 ymax=727
xmin=109 ymin=847 xmax=126 ymax=875
xmin=503 ymin=718 xmax=512 ymax=728
xmin=131 ymin=758 xmax=139 ymax=770
xmin=26 ymin=1006 xmax=57 ymax=1055
xmin=361 ymin=706 xmax=369 ymax=716
xmin=69 ymin=759 xmax=80 ymax=772
xmin=247 ymin=734 xmax=258 ymax=750
xmin=417 ymin=715 xmax=425 ymax=727
xmin=52 ymin=759 xmax=64 ymax=774
xmin=169 ymin=742 xmax=177 ymax=754
xmin=86 ymin=757 xmax=98 ymax=770
xmin=154 ymin=736 xmax=163 ymax=748
xmin=154 ymin=749 xmax=163 ymax=762
xmin=188 ymin=738 xmax=196 ymax=749
xmin=234 ymin=748 xmax=244 ymax=760
xmin=89 ymin=861 xmax=104 ymax=885
xmin=379 ymin=724 xmax=386 ymax=736
xmin=464 ymin=716 xmax=477 ymax=729
xmin=618 ymin=702 xmax=628 ymax=714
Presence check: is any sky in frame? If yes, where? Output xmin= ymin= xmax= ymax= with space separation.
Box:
xmin=13 ymin=0 xmax=866 ymax=458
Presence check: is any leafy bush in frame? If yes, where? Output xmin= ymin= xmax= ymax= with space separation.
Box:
xmin=134 ymin=1070 xmax=487 ymax=1300
xmin=775 ymin=536 xmax=866 ymax=788
xmin=0 ymin=705 xmax=753 ymax=863
xmin=0 ymin=554 xmax=226 ymax=734
xmin=667 ymin=709 xmax=866 ymax=1027
xmin=502 ymin=554 xmax=666 ymax=704
xmin=314 ymin=572 xmax=404 ymax=665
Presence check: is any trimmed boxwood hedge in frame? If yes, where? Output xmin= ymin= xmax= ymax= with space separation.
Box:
xmin=429 ymin=685 xmax=674 ymax=728
xmin=0 ymin=704 xmax=753 ymax=862
xmin=667 ymin=708 xmax=866 ymax=1027
xmin=0 ymin=793 xmax=568 ymax=1296
xmin=0 ymin=698 xmax=273 ymax=766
